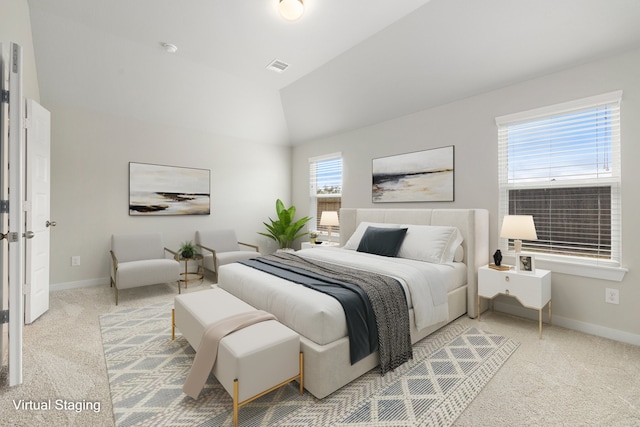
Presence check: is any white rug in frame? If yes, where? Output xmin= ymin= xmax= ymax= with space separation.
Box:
xmin=100 ymin=303 xmax=519 ymax=426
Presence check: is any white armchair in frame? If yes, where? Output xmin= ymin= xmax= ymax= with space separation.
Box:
xmin=195 ymin=230 xmax=259 ymax=281
xmin=110 ymin=233 xmax=181 ymax=305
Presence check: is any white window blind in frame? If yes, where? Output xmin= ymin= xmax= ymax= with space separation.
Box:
xmin=309 ymin=153 xmax=343 ymax=234
xmin=496 ymin=91 xmax=622 ymax=266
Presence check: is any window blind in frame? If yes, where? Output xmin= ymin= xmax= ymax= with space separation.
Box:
xmin=496 ymin=91 xmax=622 ymax=265
xmin=309 ymin=153 xmax=343 ymax=233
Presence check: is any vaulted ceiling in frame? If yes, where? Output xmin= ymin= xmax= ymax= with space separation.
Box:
xmin=27 ymin=0 xmax=640 ymax=146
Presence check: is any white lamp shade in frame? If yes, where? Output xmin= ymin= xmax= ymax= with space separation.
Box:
xmin=278 ymin=0 xmax=304 ymax=21
xmin=320 ymin=211 xmax=339 ymax=226
xmin=500 ymin=215 xmax=538 ymax=240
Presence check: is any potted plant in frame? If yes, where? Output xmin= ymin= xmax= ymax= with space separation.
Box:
xmin=259 ymin=199 xmax=311 ymax=250
xmin=308 ymin=230 xmax=319 ymax=244
xmin=179 ymin=240 xmax=197 ymax=259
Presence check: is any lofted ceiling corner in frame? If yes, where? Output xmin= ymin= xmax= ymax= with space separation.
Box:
xmin=25 ymin=0 xmax=640 ymax=146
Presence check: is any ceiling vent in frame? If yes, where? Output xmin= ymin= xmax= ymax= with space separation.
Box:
xmin=266 ymin=59 xmax=290 ymax=73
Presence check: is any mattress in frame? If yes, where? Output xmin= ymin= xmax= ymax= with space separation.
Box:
xmin=217 ymin=247 xmax=466 ymax=347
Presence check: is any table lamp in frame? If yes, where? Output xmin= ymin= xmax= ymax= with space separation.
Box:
xmin=320 ymin=211 xmax=339 ymax=244
xmin=500 ymin=215 xmax=537 ymax=253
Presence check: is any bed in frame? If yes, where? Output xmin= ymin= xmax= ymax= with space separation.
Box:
xmin=217 ymin=208 xmax=489 ymax=399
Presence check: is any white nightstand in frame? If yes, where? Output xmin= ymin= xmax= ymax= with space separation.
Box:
xmin=478 ymin=264 xmax=551 ymax=339
xmin=301 ymin=241 xmax=340 ymax=250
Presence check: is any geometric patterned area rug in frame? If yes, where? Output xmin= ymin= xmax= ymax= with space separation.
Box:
xmin=100 ymin=302 xmax=519 ymax=427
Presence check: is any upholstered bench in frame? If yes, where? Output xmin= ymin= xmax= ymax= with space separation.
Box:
xmin=172 ymin=288 xmax=303 ymax=427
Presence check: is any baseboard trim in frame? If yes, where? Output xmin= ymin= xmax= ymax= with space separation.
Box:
xmin=493 ymin=301 xmax=640 ymax=346
xmin=51 ymin=277 xmax=108 ymax=292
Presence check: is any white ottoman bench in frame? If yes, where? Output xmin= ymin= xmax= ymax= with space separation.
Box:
xmin=172 ymin=288 xmax=303 ymax=427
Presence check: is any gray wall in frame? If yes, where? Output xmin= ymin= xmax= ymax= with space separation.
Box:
xmin=292 ymin=48 xmax=640 ymax=344
xmin=6 ymin=0 xmax=639 ymax=343
xmin=49 ymin=106 xmax=290 ymax=288
xmin=3 ymin=1 xmax=292 ymax=290
xmin=0 ymin=0 xmax=40 ymax=101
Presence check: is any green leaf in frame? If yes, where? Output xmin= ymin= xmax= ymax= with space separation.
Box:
xmin=259 ymin=199 xmax=312 ymax=248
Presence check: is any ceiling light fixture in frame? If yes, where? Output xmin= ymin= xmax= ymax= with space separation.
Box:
xmin=162 ymin=43 xmax=178 ymax=54
xmin=278 ymin=0 xmax=304 ymax=21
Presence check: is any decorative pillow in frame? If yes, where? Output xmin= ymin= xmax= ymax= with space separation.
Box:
xmin=343 ymin=221 xmax=401 ymax=250
xmin=356 ymin=226 xmax=408 ymax=257
xmin=396 ymin=225 xmax=463 ymax=264
xmin=453 ymin=245 xmax=464 ymax=262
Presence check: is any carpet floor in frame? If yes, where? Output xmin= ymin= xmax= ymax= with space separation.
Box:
xmin=1 ymin=283 xmax=640 ymax=426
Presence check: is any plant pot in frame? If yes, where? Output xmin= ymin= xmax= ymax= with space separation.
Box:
xmin=276 ymin=248 xmax=295 ymax=253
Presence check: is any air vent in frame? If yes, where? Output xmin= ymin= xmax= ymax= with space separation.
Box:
xmin=266 ymin=59 xmax=290 ymax=73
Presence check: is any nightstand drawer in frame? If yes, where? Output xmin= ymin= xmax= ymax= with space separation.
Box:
xmin=478 ymin=266 xmax=551 ymax=309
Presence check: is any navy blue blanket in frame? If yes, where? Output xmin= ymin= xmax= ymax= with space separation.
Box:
xmin=240 ymin=253 xmax=412 ymax=374
xmin=240 ymin=256 xmax=378 ymax=364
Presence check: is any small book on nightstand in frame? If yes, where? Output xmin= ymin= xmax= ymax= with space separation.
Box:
xmin=489 ymin=263 xmax=510 ymax=271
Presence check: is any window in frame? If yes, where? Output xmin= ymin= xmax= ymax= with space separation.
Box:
xmin=309 ymin=153 xmax=342 ymax=237
xmin=496 ymin=91 xmax=622 ymax=267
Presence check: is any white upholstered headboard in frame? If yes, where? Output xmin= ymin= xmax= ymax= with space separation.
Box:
xmin=339 ymin=208 xmax=489 ymax=318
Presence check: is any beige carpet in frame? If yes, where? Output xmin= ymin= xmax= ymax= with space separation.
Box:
xmin=1 ymin=280 xmax=640 ymax=426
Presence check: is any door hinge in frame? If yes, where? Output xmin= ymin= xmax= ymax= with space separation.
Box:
xmin=0 ymin=232 xmax=17 ymax=242
xmin=3 ymin=232 xmax=19 ymax=243
xmin=1 ymin=89 xmax=8 ymax=104
xmin=0 ymin=310 xmax=8 ymax=324
xmin=0 ymin=200 xmax=8 ymax=213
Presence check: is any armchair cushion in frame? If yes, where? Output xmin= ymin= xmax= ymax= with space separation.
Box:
xmin=116 ymin=259 xmax=181 ymax=289
xmin=110 ymin=233 xmax=181 ymax=303
xmin=112 ymin=233 xmax=166 ymax=262
xmin=196 ymin=230 xmax=241 ymax=252
xmin=196 ymin=229 xmax=259 ymax=273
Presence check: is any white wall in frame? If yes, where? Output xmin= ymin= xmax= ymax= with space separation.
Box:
xmin=292 ymin=48 xmax=640 ymax=343
xmin=0 ymin=0 xmax=40 ymax=101
xmin=50 ymin=105 xmax=291 ymax=288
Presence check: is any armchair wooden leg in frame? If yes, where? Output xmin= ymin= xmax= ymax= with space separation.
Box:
xmin=171 ymin=309 xmax=175 ymax=340
xmin=111 ymin=276 xmax=119 ymax=305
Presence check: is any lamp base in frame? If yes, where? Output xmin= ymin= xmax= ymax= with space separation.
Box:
xmin=514 ymin=239 xmax=522 ymax=253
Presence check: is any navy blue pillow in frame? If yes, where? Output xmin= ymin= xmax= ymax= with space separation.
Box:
xmin=356 ymin=226 xmax=408 ymax=257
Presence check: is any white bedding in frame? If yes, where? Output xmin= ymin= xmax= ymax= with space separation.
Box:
xmin=217 ymin=247 xmax=466 ymax=347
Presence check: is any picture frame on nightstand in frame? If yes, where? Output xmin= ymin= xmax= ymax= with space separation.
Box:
xmin=516 ymin=253 xmax=535 ymax=273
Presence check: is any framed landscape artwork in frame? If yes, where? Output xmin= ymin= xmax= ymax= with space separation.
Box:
xmin=372 ymin=146 xmax=454 ymax=202
xmin=129 ymin=162 xmax=210 ymax=216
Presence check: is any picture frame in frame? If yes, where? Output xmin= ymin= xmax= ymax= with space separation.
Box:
xmin=129 ymin=162 xmax=210 ymax=216
xmin=516 ymin=253 xmax=535 ymax=273
xmin=372 ymin=145 xmax=454 ymax=203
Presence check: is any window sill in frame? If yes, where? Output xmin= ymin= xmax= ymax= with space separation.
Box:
xmin=502 ymin=254 xmax=627 ymax=282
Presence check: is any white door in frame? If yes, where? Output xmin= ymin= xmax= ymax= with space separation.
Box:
xmin=7 ymin=42 xmax=25 ymax=386
xmin=24 ymin=99 xmax=51 ymax=324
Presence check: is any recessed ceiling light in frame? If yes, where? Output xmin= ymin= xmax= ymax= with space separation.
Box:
xmin=162 ymin=43 xmax=178 ymax=54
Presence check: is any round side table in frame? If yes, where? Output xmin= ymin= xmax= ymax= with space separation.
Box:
xmin=178 ymin=253 xmax=204 ymax=288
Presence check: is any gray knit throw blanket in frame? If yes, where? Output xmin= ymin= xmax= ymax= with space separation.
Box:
xmin=266 ymin=252 xmax=412 ymax=374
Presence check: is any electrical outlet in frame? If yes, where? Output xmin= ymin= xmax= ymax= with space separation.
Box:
xmin=605 ymin=287 xmax=619 ymax=304
xmin=71 ymin=256 xmax=81 ymax=267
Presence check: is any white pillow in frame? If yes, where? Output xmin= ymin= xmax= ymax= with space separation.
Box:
xmin=343 ymin=222 xmax=401 ymax=250
xmin=396 ymin=225 xmax=463 ymax=264
xmin=453 ymin=245 xmax=464 ymax=262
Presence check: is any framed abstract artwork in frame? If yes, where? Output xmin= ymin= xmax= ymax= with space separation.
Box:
xmin=129 ymin=162 xmax=210 ymax=216
xmin=372 ymin=146 xmax=454 ymax=203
